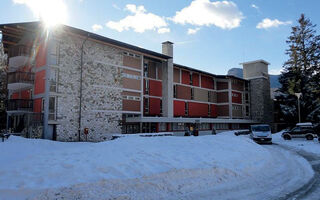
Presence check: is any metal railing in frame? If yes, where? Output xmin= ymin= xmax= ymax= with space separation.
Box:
xmin=7 ymin=72 xmax=34 ymax=84
xmin=7 ymin=99 xmax=33 ymax=111
xmin=8 ymin=45 xmax=32 ymax=58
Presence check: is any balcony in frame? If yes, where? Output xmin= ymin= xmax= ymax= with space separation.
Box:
xmin=7 ymin=99 xmax=33 ymax=113
xmin=7 ymin=72 xmax=34 ymax=91
xmin=8 ymin=45 xmax=33 ymax=71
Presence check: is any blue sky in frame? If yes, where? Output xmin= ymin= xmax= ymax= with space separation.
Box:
xmin=1 ymin=0 xmax=320 ymax=75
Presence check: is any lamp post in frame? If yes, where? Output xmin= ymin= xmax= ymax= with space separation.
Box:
xmin=295 ymin=93 xmax=302 ymax=123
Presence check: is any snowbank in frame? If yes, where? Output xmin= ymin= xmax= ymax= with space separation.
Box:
xmin=0 ymin=132 xmax=314 ymax=199
xmin=273 ymin=132 xmax=320 ymax=155
xmin=0 ymin=133 xmax=267 ymax=189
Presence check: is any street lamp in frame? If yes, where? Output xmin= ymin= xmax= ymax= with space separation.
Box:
xmin=295 ymin=93 xmax=302 ymax=123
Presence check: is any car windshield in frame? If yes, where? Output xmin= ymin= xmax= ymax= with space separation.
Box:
xmin=251 ymin=126 xmax=270 ymax=132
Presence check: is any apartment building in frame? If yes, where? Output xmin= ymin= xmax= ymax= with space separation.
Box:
xmin=1 ymin=21 xmax=273 ymax=141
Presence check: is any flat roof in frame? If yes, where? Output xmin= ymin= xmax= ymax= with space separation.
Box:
xmin=240 ymin=59 xmax=270 ymax=65
xmin=0 ymin=21 xmax=171 ymax=60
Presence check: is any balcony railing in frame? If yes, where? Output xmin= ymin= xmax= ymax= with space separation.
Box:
xmin=7 ymin=99 xmax=33 ymax=112
xmin=8 ymin=45 xmax=32 ymax=58
xmin=8 ymin=72 xmax=34 ymax=84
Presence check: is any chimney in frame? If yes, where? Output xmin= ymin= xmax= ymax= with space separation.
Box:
xmin=162 ymin=41 xmax=173 ymax=57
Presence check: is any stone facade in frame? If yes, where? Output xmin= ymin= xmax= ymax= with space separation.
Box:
xmin=249 ymin=78 xmax=273 ymax=123
xmin=53 ymin=32 xmax=123 ymax=142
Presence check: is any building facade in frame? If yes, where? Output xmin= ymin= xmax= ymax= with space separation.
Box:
xmin=1 ymin=22 xmax=272 ymax=141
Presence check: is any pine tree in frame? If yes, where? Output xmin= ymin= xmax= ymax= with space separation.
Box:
xmin=277 ymin=14 xmax=320 ymax=123
xmin=0 ymin=39 xmax=8 ymax=130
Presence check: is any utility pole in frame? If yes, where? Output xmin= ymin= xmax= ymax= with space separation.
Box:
xmin=295 ymin=93 xmax=302 ymax=123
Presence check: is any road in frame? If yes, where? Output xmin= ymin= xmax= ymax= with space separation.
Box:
xmin=275 ymin=143 xmax=320 ymax=200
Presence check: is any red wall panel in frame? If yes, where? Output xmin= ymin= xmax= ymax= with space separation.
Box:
xmin=192 ymin=73 xmax=199 ymax=87
xmin=34 ymin=70 xmax=46 ymax=95
xmin=149 ymin=97 xmax=161 ymax=116
xmin=201 ymin=75 xmax=214 ymax=89
xmin=174 ymin=100 xmax=185 ymax=117
xmin=149 ymin=80 xmax=162 ymax=97
xmin=11 ymin=92 xmax=19 ymax=99
xmin=181 ymin=70 xmax=190 ymax=85
xmin=21 ymin=90 xmax=31 ymax=99
xmin=36 ymin=41 xmax=47 ymax=68
xmin=188 ymin=102 xmax=208 ymax=117
xmin=33 ymin=98 xmax=42 ymax=113
xmin=210 ymin=104 xmax=218 ymax=117
xmin=232 ymin=91 xmax=242 ymax=104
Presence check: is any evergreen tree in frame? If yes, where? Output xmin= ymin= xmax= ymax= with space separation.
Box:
xmin=0 ymin=39 xmax=7 ymax=130
xmin=277 ymin=14 xmax=320 ymax=123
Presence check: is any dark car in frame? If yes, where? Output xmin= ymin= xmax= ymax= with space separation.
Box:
xmin=234 ymin=130 xmax=250 ymax=136
xmin=282 ymin=125 xmax=317 ymax=140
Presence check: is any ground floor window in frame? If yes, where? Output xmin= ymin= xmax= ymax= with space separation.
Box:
xmin=172 ymin=123 xmax=185 ymax=131
xmin=159 ymin=123 xmax=166 ymax=131
xmin=214 ymin=123 xmax=229 ymax=130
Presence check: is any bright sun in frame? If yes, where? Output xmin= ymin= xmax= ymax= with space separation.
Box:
xmin=14 ymin=0 xmax=68 ymax=27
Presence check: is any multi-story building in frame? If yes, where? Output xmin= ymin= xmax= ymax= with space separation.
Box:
xmin=1 ymin=21 xmax=273 ymax=141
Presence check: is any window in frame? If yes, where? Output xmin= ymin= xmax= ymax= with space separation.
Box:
xmin=49 ymin=41 xmax=60 ymax=65
xmin=122 ymin=73 xmax=141 ymax=80
xmin=144 ymin=98 xmax=149 ymax=114
xmin=145 ymin=80 xmax=149 ymax=95
xmin=49 ymin=96 xmax=57 ymax=120
xmin=245 ymin=93 xmax=249 ymax=103
xmin=159 ymin=123 xmax=167 ymax=131
xmin=208 ymin=104 xmax=211 ymax=116
xmin=245 ymin=106 xmax=249 ymax=116
xmin=190 ymin=73 xmax=193 ymax=85
xmin=172 ymin=123 xmax=185 ymax=131
xmin=208 ymin=91 xmax=211 ymax=102
xmin=191 ymin=88 xmax=194 ymax=100
xmin=143 ymin=62 xmax=148 ymax=77
xmin=160 ymin=100 xmax=163 ymax=115
xmin=200 ymin=123 xmax=210 ymax=130
xmin=185 ymin=102 xmax=188 ymax=116
xmin=173 ymin=85 xmax=177 ymax=98
xmin=50 ymin=69 xmax=58 ymax=92
xmin=215 ymin=123 xmax=229 ymax=130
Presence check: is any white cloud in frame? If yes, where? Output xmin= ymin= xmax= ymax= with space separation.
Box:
xmin=92 ymin=24 xmax=103 ymax=32
xmin=106 ymin=4 xmax=168 ymax=33
xmin=256 ymin=18 xmax=292 ymax=29
xmin=269 ymin=68 xmax=284 ymax=75
xmin=158 ymin=28 xmax=170 ymax=34
xmin=171 ymin=0 xmax=244 ymax=30
xmin=187 ymin=27 xmax=201 ymax=35
xmin=251 ymin=4 xmax=259 ymax=10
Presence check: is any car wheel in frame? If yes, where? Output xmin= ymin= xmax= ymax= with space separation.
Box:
xmin=306 ymin=135 xmax=314 ymax=140
xmin=283 ymin=135 xmax=291 ymax=140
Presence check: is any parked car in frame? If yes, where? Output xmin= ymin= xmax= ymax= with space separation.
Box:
xmin=249 ymin=124 xmax=272 ymax=144
xmin=234 ymin=130 xmax=250 ymax=136
xmin=282 ymin=123 xmax=317 ymax=140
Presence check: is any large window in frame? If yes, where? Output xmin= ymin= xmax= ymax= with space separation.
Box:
xmin=48 ymin=41 xmax=60 ymax=65
xmin=145 ymin=80 xmax=149 ymax=95
xmin=49 ymin=97 xmax=57 ymax=120
xmin=191 ymin=88 xmax=194 ymax=100
xmin=173 ymin=85 xmax=177 ymax=98
xmin=42 ymin=96 xmax=57 ymax=121
xmin=50 ymin=69 xmax=58 ymax=92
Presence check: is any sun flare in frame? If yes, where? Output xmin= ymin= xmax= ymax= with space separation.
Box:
xmin=13 ymin=0 xmax=68 ymax=27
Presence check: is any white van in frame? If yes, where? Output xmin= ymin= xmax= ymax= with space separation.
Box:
xmin=250 ymin=124 xmax=272 ymax=144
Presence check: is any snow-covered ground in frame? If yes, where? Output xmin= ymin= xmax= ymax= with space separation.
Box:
xmin=0 ymin=132 xmax=314 ymax=199
xmin=273 ymin=131 xmax=320 ymax=155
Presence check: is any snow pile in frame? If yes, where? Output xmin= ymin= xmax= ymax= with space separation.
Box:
xmin=273 ymin=132 xmax=320 ymax=155
xmin=0 ymin=133 xmax=267 ymax=189
xmin=0 ymin=132 xmax=314 ymax=199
